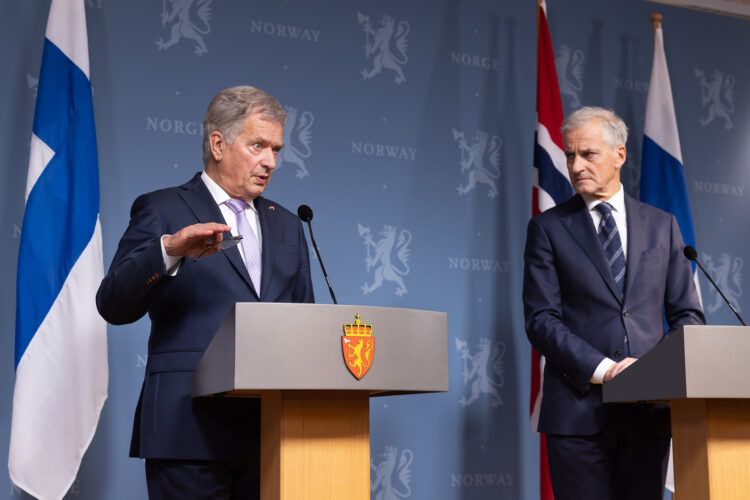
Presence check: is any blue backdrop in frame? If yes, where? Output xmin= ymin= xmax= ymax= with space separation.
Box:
xmin=2 ymin=1 xmax=748 ymax=498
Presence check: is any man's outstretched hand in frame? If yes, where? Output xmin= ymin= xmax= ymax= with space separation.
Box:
xmin=162 ymin=222 xmax=232 ymax=259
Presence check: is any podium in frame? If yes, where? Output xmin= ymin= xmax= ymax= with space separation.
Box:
xmin=603 ymin=325 xmax=750 ymax=499
xmin=191 ymin=303 xmax=448 ymax=500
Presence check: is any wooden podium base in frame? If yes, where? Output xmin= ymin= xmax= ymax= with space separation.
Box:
xmin=260 ymin=390 xmax=370 ymax=500
xmin=672 ymin=398 xmax=750 ymax=499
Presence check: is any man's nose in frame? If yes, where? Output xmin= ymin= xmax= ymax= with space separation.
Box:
xmin=260 ymin=148 xmax=276 ymax=169
xmin=568 ymin=155 xmax=584 ymax=173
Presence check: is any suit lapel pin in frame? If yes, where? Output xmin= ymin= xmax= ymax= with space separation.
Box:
xmin=269 ymin=205 xmax=275 ymax=211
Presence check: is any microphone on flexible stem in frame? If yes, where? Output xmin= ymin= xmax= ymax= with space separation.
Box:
xmin=684 ymin=246 xmax=746 ymax=326
xmin=298 ymin=204 xmax=338 ymax=304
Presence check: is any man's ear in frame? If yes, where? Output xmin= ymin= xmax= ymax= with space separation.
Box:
xmin=209 ymin=131 xmax=224 ymax=162
xmin=615 ymin=144 xmax=626 ymax=170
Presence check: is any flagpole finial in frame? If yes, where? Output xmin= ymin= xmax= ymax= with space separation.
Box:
xmin=650 ymin=13 xmax=662 ymax=31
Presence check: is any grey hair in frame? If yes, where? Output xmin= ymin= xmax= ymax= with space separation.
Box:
xmin=202 ymin=86 xmax=287 ymax=164
xmin=560 ymin=106 xmax=628 ymax=150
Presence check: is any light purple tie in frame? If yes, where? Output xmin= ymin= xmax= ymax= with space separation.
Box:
xmin=225 ymin=199 xmax=262 ymax=294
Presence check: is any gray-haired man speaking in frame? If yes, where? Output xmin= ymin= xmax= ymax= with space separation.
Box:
xmin=97 ymin=86 xmax=314 ymax=499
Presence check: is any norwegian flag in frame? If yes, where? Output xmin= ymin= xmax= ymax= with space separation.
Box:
xmin=530 ymin=2 xmax=573 ymax=499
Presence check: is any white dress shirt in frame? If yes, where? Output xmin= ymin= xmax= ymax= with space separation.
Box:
xmin=161 ymin=171 xmax=263 ymax=273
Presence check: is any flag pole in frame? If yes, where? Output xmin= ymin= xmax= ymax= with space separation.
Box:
xmin=537 ymin=0 xmax=542 ymax=65
xmin=650 ymin=12 xmax=662 ymax=33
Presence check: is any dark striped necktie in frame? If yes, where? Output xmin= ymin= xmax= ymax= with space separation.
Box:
xmin=595 ymin=202 xmax=625 ymax=296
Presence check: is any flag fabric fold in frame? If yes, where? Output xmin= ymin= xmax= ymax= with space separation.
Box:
xmin=640 ymin=18 xmax=702 ymax=494
xmin=531 ymin=2 xmax=572 ymax=499
xmin=641 ymin=21 xmax=699 ymax=263
xmin=9 ymin=0 xmax=108 ymax=498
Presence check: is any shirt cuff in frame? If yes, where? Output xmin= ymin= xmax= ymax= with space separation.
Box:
xmin=590 ymin=358 xmax=616 ymax=384
xmin=161 ymin=235 xmax=182 ymax=276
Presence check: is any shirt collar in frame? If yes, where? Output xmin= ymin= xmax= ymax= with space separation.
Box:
xmin=582 ymin=184 xmax=625 ymax=214
xmin=201 ymin=171 xmax=257 ymax=213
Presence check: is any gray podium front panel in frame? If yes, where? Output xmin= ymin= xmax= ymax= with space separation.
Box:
xmin=603 ymin=325 xmax=750 ymax=403
xmin=192 ymin=303 xmax=449 ymax=398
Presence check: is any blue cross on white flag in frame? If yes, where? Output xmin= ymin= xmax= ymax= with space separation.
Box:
xmin=9 ymin=1 xmax=108 ymax=499
xmin=640 ymin=17 xmax=703 ymax=495
xmin=640 ymin=20 xmax=702 ymax=303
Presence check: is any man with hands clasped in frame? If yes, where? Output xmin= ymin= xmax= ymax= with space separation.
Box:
xmin=523 ymin=107 xmax=704 ymax=500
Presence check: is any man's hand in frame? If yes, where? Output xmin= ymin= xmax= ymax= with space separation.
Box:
xmin=162 ymin=222 xmax=232 ymax=259
xmin=603 ymin=357 xmax=637 ymax=383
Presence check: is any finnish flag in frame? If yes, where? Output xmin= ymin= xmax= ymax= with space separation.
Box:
xmin=640 ymin=21 xmax=702 ymax=302
xmin=9 ymin=1 xmax=108 ymax=499
xmin=640 ymin=18 xmax=703 ymax=495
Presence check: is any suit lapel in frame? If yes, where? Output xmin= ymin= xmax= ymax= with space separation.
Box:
xmin=255 ymin=197 xmax=279 ymax=302
xmin=560 ymin=195 xmax=622 ymax=301
xmin=177 ymin=173 xmax=257 ymax=297
xmin=178 ymin=173 xmax=226 ymax=224
xmin=623 ymin=195 xmax=647 ymax=300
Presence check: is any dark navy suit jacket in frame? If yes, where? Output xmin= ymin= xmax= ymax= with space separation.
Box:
xmin=96 ymin=173 xmax=314 ymax=460
xmin=523 ymin=193 xmax=704 ymax=436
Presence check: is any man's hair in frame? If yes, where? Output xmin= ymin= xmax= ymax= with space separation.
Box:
xmin=202 ymin=86 xmax=287 ymax=164
xmin=560 ymin=106 xmax=628 ymax=150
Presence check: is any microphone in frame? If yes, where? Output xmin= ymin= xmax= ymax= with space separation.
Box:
xmin=684 ymin=246 xmax=745 ymax=325
xmin=297 ymin=204 xmax=313 ymax=223
xmin=298 ymin=205 xmax=337 ymax=304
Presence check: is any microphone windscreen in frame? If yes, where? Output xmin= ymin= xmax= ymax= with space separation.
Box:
xmin=297 ymin=204 xmax=313 ymax=222
xmin=683 ymin=246 xmax=698 ymax=261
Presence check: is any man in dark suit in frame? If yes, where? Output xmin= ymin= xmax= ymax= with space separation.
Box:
xmin=523 ymin=106 xmax=704 ymax=500
xmin=97 ymin=86 xmax=314 ymax=499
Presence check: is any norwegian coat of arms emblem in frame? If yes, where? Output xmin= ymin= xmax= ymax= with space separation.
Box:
xmin=342 ymin=314 xmax=375 ymax=380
